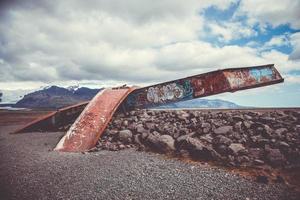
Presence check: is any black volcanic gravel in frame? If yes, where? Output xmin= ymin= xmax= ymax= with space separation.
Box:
xmin=0 ymin=123 xmax=299 ymax=200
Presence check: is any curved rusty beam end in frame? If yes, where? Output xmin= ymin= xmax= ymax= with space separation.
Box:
xmin=54 ymin=87 xmax=136 ymax=152
xmin=12 ymin=101 xmax=89 ymax=134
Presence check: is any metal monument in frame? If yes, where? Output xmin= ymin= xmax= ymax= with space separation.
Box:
xmin=13 ymin=64 xmax=284 ymax=152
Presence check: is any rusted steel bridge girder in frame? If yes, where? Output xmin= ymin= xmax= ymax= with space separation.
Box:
xmin=54 ymin=87 xmax=136 ymax=152
xmin=13 ymin=64 xmax=283 ymax=152
xmin=12 ymin=101 xmax=89 ymax=134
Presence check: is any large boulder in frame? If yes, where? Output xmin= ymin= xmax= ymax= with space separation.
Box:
xmin=177 ymin=137 xmax=220 ymax=161
xmin=263 ymin=125 xmax=273 ymax=137
xmin=248 ymin=148 xmax=263 ymax=160
xmin=187 ymin=137 xmax=205 ymax=151
xmin=275 ymin=128 xmax=288 ymax=135
xmin=234 ymin=122 xmax=243 ymax=132
xmin=136 ymin=125 xmax=147 ymax=134
xmin=157 ymin=135 xmax=175 ymax=152
xmin=213 ymin=135 xmax=232 ymax=146
xmin=118 ymin=129 xmax=133 ymax=143
xmin=201 ymin=122 xmax=211 ymax=134
xmin=243 ymin=121 xmax=252 ymax=129
xmin=145 ymin=132 xmax=175 ymax=153
xmin=213 ymin=126 xmax=233 ymax=135
xmin=229 ymin=143 xmax=245 ymax=154
xmin=214 ymin=144 xmax=230 ymax=156
xmin=146 ymin=131 xmax=160 ymax=146
xmin=266 ymin=148 xmax=286 ymax=167
xmin=145 ymin=122 xmax=156 ymax=131
xmin=199 ymin=134 xmax=213 ymax=144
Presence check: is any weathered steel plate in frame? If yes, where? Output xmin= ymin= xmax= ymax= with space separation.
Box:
xmin=123 ymin=64 xmax=283 ymax=110
xmin=54 ymin=87 xmax=136 ymax=152
xmin=13 ymin=101 xmax=89 ymax=134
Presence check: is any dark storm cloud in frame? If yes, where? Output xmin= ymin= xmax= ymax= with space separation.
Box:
xmin=0 ymin=0 xmax=18 ymax=11
xmin=0 ymin=0 xmax=54 ymax=18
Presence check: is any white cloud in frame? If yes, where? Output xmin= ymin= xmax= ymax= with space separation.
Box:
xmin=264 ymin=35 xmax=290 ymax=47
xmin=245 ymin=41 xmax=260 ymax=47
xmin=284 ymin=75 xmax=300 ymax=84
xmin=236 ymin=0 xmax=300 ymax=29
xmin=207 ymin=21 xmax=257 ymax=42
xmin=289 ymin=32 xmax=300 ymax=60
xmin=155 ymin=41 xmax=300 ymax=74
xmin=0 ymin=0 xmax=239 ymax=86
xmin=260 ymin=50 xmax=300 ymax=73
xmin=0 ymin=81 xmax=45 ymax=91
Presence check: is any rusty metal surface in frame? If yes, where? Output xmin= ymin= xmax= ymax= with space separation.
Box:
xmin=12 ymin=101 xmax=89 ymax=134
xmin=124 ymin=64 xmax=283 ymax=109
xmin=54 ymin=87 xmax=136 ymax=152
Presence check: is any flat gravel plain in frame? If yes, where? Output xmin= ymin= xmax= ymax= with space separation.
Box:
xmin=0 ymin=124 xmax=298 ymax=200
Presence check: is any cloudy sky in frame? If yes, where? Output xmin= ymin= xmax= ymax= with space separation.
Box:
xmin=0 ymin=0 xmax=299 ymax=107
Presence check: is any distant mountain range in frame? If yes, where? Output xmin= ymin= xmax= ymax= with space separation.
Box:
xmin=14 ymin=86 xmax=102 ymax=109
xmin=7 ymin=85 xmax=243 ymax=109
xmin=157 ymin=98 xmax=242 ymax=109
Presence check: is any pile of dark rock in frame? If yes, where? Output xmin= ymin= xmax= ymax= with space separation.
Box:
xmin=96 ymin=109 xmax=300 ymax=169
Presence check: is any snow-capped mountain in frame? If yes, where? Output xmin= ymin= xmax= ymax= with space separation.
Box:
xmin=156 ymin=98 xmax=243 ymax=109
xmin=14 ymin=86 xmax=102 ymax=109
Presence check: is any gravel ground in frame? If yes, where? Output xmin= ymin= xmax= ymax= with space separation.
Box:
xmin=0 ymin=124 xmax=298 ymax=200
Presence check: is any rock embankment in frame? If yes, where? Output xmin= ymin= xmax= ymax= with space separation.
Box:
xmin=97 ymin=109 xmax=300 ymax=170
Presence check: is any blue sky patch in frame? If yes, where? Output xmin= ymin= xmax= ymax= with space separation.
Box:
xmin=202 ymin=4 xmax=299 ymax=55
